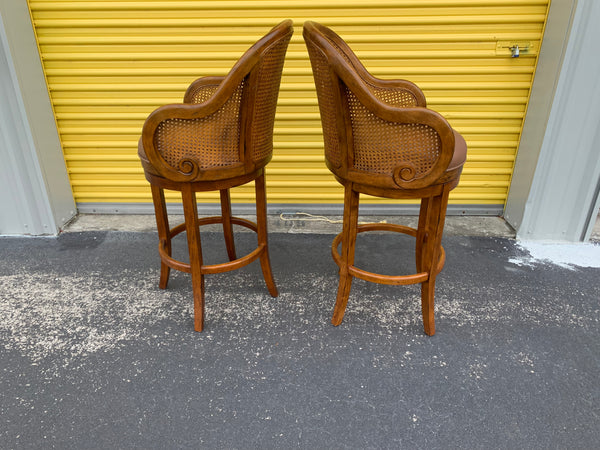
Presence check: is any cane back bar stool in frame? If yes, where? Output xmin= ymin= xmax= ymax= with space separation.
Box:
xmin=303 ymin=21 xmax=467 ymax=335
xmin=138 ymin=20 xmax=293 ymax=331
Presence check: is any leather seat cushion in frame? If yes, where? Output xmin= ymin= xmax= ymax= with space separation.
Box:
xmin=448 ymin=129 xmax=467 ymax=171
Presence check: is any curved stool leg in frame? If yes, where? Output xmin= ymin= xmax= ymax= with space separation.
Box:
xmin=151 ymin=185 xmax=171 ymax=289
xmin=220 ymin=189 xmax=237 ymax=261
xmin=182 ymin=186 xmax=205 ymax=332
xmin=255 ymin=172 xmax=278 ymax=297
xmin=416 ymin=197 xmax=432 ymax=274
xmin=332 ymin=185 xmax=360 ymax=326
xmin=419 ymin=186 xmax=450 ymax=336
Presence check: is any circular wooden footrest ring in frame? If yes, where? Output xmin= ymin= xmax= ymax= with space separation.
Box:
xmin=158 ymin=215 xmax=264 ymax=275
xmin=331 ymin=222 xmax=446 ymax=286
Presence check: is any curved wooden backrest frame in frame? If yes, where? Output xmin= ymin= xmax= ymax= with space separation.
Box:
xmin=138 ymin=21 xmax=293 ymax=332
xmin=141 ymin=20 xmax=293 ymax=183
xmin=303 ymin=21 xmax=455 ymax=190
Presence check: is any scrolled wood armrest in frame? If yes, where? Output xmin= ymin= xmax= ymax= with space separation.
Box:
xmin=333 ymin=57 xmax=455 ymax=189
xmin=344 ymin=51 xmax=426 ymax=107
xmin=183 ymin=76 xmax=226 ymax=103
xmin=141 ymin=74 xmax=246 ymax=182
xmin=360 ymin=76 xmax=427 ymax=108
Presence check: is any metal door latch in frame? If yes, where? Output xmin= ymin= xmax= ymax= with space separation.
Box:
xmin=496 ymin=41 xmax=536 ymax=57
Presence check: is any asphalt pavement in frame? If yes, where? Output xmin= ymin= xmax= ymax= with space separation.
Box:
xmin=0 ymin=217 xmax=598 ymax=448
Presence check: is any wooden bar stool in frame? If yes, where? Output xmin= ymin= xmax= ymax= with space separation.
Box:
xmin=138 ymin=21 xmax=293 ymax=331
xmin=303 ymin=21 xmax=467 ymax=335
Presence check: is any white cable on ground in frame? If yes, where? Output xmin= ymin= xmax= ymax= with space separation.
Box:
xmin=279 ymin=212 xmax=342 ymax=224
xmin=279 ymin=212 xmax=387 ymax=225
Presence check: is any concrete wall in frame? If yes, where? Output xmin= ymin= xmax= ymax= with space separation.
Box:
xmin=505 ymin=0 xmax=600 ymax=241
xmin=0 ymin=1 xmax=75 ymax=235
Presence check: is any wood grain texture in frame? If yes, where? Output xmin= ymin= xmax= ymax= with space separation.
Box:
xmin=305 ymin=22 xmax=465 ymax=335
xmin=139 ymin=21 xmax=292 ymax=331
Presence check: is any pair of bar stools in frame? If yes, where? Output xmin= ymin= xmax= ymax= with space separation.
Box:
xmin=138 ymin=20 xmax=467 ymax=334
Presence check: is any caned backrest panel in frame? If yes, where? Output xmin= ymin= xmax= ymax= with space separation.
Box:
xmin=155 ymin=82 xmax=244 ymax=171
xmin=247 ymin=29 xmax=293 ymax=163
xmin=305 ymin=39 xmax=343 ymax=169
xmin=144 ymin=21 xmax=293 ymax=181
xmin=304 ymin=21 xmax=451 ymax=188
xmin=345 ymin=87 xmax=441 ymax=177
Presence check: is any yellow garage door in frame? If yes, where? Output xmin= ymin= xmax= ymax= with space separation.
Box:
xmin=27 ymin=0 xmax=549 ymax=211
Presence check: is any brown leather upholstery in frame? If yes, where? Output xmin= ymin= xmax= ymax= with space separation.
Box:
xmin=450 ymin=130 xmax=468 ymax=170
xmin=138 ymin=20 xmax=293 ymax=332
xmin=303 ymin=21 xmax=466 ymax=335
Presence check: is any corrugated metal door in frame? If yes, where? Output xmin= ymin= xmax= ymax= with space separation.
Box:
xmin=27 ymin=0 xmax=549 ymax=210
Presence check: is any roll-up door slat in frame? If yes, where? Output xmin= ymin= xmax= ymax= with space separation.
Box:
xmin=28 ymin=0 xmax=549 ymax=207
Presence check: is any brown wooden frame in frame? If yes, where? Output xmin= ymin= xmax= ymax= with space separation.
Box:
xmin=303 ymin=21 xmax=467 ymax=335
xmin=139 ymin=20 xmax=293 ymax=331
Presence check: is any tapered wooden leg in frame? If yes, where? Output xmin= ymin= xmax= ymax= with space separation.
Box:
xmin=182 ymin=186 xmax=205 ymax=332
xmin=419 ymin=185 xmax=450 ymax=336
xmin=151 ymin=184 xmax=171 ymax=289
xmin=416 ymin=197 xmax=432 ymax=273
xmin=332 ymin=184 xmax=360 ymax=326
xmin=255 ymin=172 xmax=278 ymax=297
xmin=220 ymin=189 xmax=237 ymax=261
xmin=420 ymin=280 xmax=437 ymax=336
